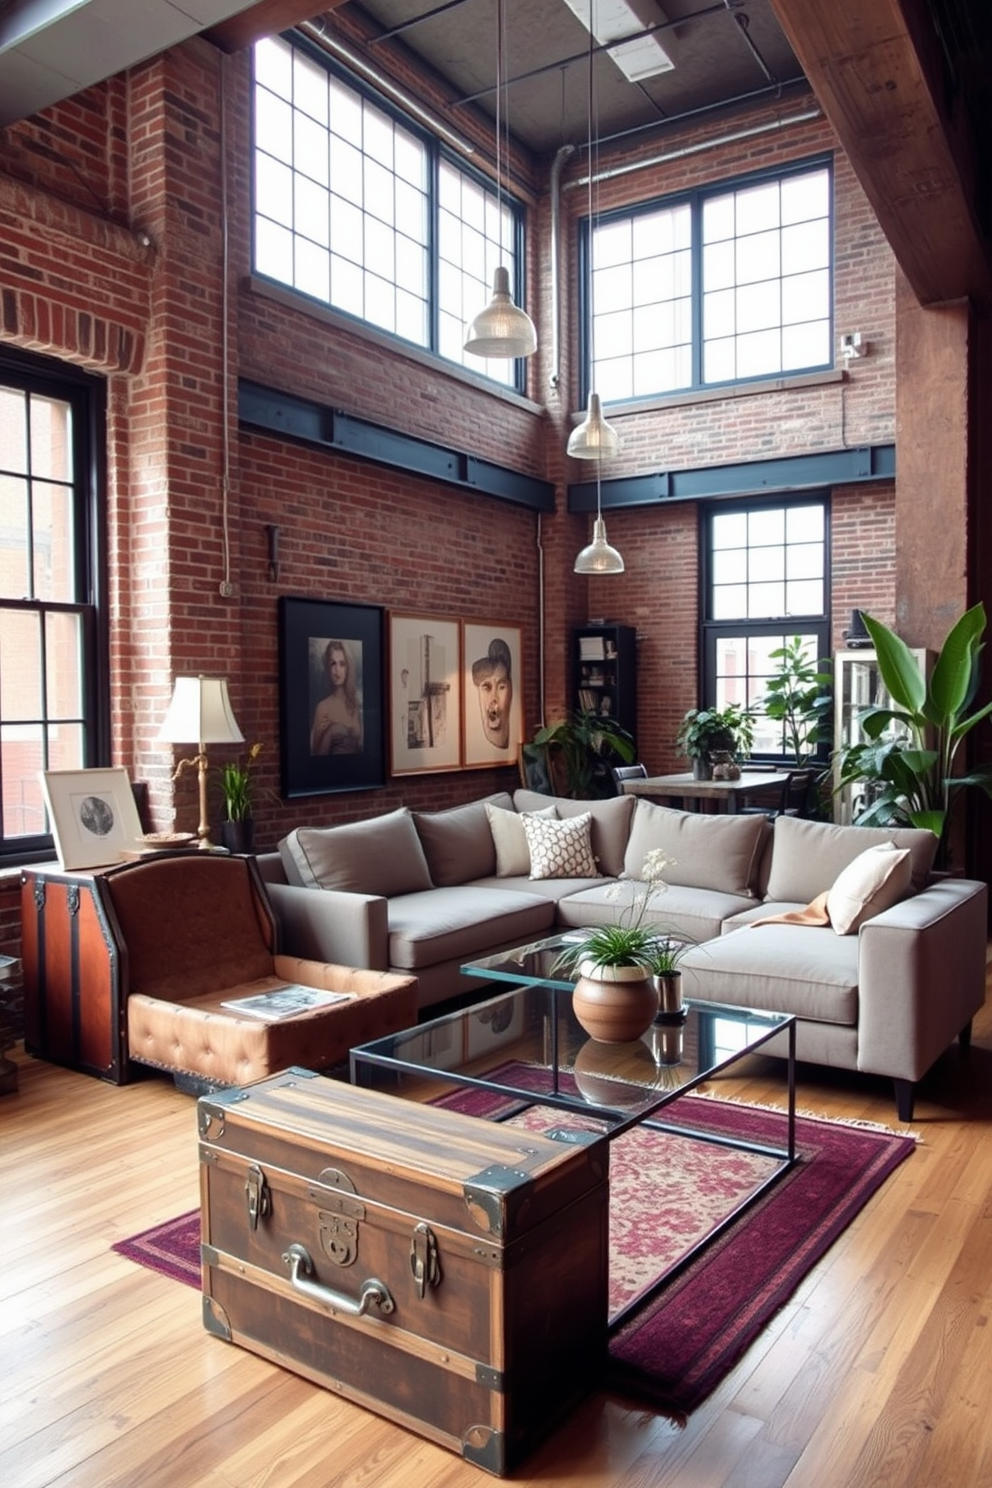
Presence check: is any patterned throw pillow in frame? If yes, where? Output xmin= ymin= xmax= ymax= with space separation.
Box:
xmin=522 ymin=812 xmax=599 ymax=880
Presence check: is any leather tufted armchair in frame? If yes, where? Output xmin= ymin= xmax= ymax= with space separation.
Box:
xmin=98 ymin=850 xmax=418 ymax=1089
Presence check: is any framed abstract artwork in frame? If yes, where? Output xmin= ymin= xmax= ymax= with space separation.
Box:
xmin=278 ymin=596 xmax=385 ymax=797
xmin=461 ymin=621 xmax=523 ymax=769
xmin=41 ymin=767 xmax=144 ymax=870
xmin=388 ymin=612 xmax=462 ymax=775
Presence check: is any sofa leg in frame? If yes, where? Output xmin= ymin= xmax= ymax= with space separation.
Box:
xmin=893 ymin=1078 xmax=916 ymax=1123
xmin=959 ymin=1018 xmax=973 ymax=1050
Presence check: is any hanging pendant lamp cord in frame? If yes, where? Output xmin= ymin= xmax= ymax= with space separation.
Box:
xmin=587 ymin=4 xmax=602 ymax=524
xmin=496 ymin=0 xmax=504 ymax=260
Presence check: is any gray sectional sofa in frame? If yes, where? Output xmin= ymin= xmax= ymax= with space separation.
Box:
xmin=256 ymin=789 xmax=988 ymax=1119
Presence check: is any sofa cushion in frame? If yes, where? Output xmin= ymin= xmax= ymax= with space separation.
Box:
xmin=680 ymin=923 xmax=860 ymax=1025
xmin=523 ymin=812 xmax=599 ymax=879
xmin=557 ymin=881 xmax=757 ymax=946
xmin=765 ymin=815 xmax=937 ymax=903
xmin=412 ymin=793 xmax=513 ymax=886
xmin=280 ymin=808 xmax=433 ymax=897
xmin=622 ymin=800 xmax=768 ymax=897
xmin=513 ymin=790 xmax=635 ymax=876
xmin=485 ymin=801 xmax=558 ymax=876
xmin=826 ymin=843 xmax=912 ymax=934
xmin=386 ymin=886 xmax=556 ymax=970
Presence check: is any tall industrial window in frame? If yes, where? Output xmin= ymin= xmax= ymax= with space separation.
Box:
xmin=253 ymin=34 xmax=526 ymax=390
xmin=702 ymin=498 xmax=829 ymax=759
xmin=0 ymin=352 xmax=105 ymax=861
xmin=584 ymin=159 xmax=832 ymax=403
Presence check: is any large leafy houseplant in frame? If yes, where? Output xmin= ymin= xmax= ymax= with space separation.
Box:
xmin=834 ymin=604 xmax=992 ymax=864
xmin=761 ymin=636 xmax=833 ymax=766
xmin=532 ymin=710 xmax=636 ymax=798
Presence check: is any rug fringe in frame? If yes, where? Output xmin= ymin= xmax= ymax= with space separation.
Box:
xmin=689 ymin=1090 xmax=924 ymax=1143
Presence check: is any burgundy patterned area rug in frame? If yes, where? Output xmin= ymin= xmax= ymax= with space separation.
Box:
xmin=112 ymin=1095 xmax=914 ymax=1415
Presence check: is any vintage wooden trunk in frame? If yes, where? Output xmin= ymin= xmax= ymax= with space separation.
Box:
xmin=198 ymin=1068 xmax=609 ymax=1476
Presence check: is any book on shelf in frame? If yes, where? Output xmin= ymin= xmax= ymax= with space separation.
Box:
xmin=221 ymin=984 xmax=355 ymax=1020
xmin=579 ymin=636 xmax=605 ymax=661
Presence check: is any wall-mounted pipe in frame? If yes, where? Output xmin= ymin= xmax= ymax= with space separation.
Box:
xmin=549 ymin=144 xmax=576 ymax=395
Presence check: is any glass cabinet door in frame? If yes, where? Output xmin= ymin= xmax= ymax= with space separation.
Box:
xmin=832 ymin=647 xmax=931 ymax=823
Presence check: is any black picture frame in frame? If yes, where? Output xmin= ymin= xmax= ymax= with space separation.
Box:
xmin=278 ymin=596 xmax=386 ymax=797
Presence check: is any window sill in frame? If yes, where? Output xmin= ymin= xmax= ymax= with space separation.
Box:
xmin=588 ymin=367 xmax=846 ymax=423
xmin=244 ymin=276 xmax=546 ymax=417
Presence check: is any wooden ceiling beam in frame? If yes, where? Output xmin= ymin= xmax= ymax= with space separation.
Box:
xmin=207 ymin=1 xmax=351 ymax=55
xmin=770 ymin=0 xmax=991 ymax=305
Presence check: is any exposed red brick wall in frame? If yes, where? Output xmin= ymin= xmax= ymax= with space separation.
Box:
xmin=0 ymin=30 xmax=900 ymax=868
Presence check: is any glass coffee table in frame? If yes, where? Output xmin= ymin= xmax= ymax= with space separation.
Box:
xmin=351 ymin=934 xmax=797 ymax=1326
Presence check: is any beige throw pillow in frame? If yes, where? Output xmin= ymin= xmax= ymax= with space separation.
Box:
xmin=485 ymin=802 xmax=558 ymax=877
xmin=826 ymin=843 xmax=912 ymax=934
xmin=522 ymin=812 xmax=599 ymax=880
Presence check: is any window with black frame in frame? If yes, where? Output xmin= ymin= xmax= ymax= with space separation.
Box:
xmin=252 ymin=33 xmax=530 ymax=392
xmin=0 ymin=350 xmax=106 ymax=863
xmin=579 ymin=156 xmax=833 ymax=404
xmin=701 ymin=498 xmax=830 ymax=763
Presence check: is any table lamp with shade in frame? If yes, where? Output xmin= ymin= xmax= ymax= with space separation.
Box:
xmin=155 ymin=675 xmax=244 ymax=850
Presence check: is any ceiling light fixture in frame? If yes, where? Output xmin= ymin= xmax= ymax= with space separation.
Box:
xmin=562 ymin=0 xmax=678 ymax=83
xmin=464 ymin=0 xmax=537 ymax=361
xmin=572 ymin=0 xmax=622 ymax=575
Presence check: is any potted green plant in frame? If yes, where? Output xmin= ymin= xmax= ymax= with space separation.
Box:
xmin=216 ymin=741 xmax=265 ymax=853
xmin=675 ymin=705 xmax=755 ymax=780
xmin=761 ymin=636 xmax=833 ymax=766
xmin=833 ymin=604 xmax=992 ymax=867
xmin=553 ymin=849 xmax=683 ymax=1040
xmin=531 ymin=710 xmax=636 ymax=798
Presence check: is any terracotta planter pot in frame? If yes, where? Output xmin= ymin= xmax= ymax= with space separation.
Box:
xmin=572 ymin=962 xmax=659 ymax=1044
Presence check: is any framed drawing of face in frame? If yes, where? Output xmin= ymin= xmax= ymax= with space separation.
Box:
xmin=388 ymin=613 xmax=462 ymax=775
xmin=461 ymin=622 xmax=523 ymax=769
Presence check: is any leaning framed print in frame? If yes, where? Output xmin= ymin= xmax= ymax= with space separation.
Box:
xmin=388 ymin=612 xmax=462 ymax=775
xmin=41 ymin=767 xmax=144 ymax=870
xmin=461 ymin=621 xmax=523 ymax=769
xmin=278 ymin=596 xmax=385 ymax=797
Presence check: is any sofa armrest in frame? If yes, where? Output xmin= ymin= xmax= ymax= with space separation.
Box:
xmin=264 ymin=881 xmax=390 ymax=971
xmin=858 ymin=878 xmax=988 ymax=1081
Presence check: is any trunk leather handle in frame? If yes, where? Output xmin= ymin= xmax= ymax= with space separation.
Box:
xmin=282 ymin=1244 xmax=395 ymax=1317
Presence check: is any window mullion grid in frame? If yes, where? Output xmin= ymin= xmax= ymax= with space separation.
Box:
xmin=691 ymin=194 xmax=705 ymax=390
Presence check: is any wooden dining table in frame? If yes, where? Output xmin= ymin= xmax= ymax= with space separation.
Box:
xmin=620 ymin=769 xmax=794 ymax=814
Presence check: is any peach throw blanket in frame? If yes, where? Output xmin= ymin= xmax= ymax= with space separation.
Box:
xmin=749 ymin=890 xmax=830 ymax=928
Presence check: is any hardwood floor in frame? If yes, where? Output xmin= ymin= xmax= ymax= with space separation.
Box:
xmin=4 ymin=980 xmax=992 ymax=1488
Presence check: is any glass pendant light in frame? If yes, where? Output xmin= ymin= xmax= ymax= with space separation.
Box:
xmin=574 ymin=467 xmax=624 ymax=573
xmin=572 ymin=1 xmax=622 ymax=571
xmin=567 ymin=390 xmax=620 ymax=458
xmin=464 ymin=0 xmax=537 ymax=360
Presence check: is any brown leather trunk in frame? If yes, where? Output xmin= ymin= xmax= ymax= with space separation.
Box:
xmin=198 ymin=1068 xmax=609 ymax=1476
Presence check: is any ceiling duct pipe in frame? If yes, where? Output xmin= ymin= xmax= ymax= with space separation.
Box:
xmin=549 ymin=144 xmax=576 ymax=394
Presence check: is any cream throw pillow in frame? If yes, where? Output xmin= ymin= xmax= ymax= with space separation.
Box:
xmin=485 ymin=803 xmax=558 ymax=877
xmin=522 ymin=812 xmax=599 ymax=880
xmin=826 ymin=843 xmax=912 ymax=935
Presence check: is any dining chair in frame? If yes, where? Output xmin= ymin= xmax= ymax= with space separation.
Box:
xmin=611 ymin=762 xmax=648 ymax=793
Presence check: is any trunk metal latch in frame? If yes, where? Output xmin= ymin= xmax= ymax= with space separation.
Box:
xmin=410 ymin=1222 xmax=442 ymax=1299
xmin=245 ymin=1164 xmax=270 ymax=1231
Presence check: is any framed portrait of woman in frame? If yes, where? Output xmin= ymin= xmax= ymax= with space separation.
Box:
xmin=461 ymin=621 xmax=523 ymax=769
xmin=388 ymin=612 xmax=462 ymax=776
xmin=278 ymin=597 xmax=385 ymax=796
